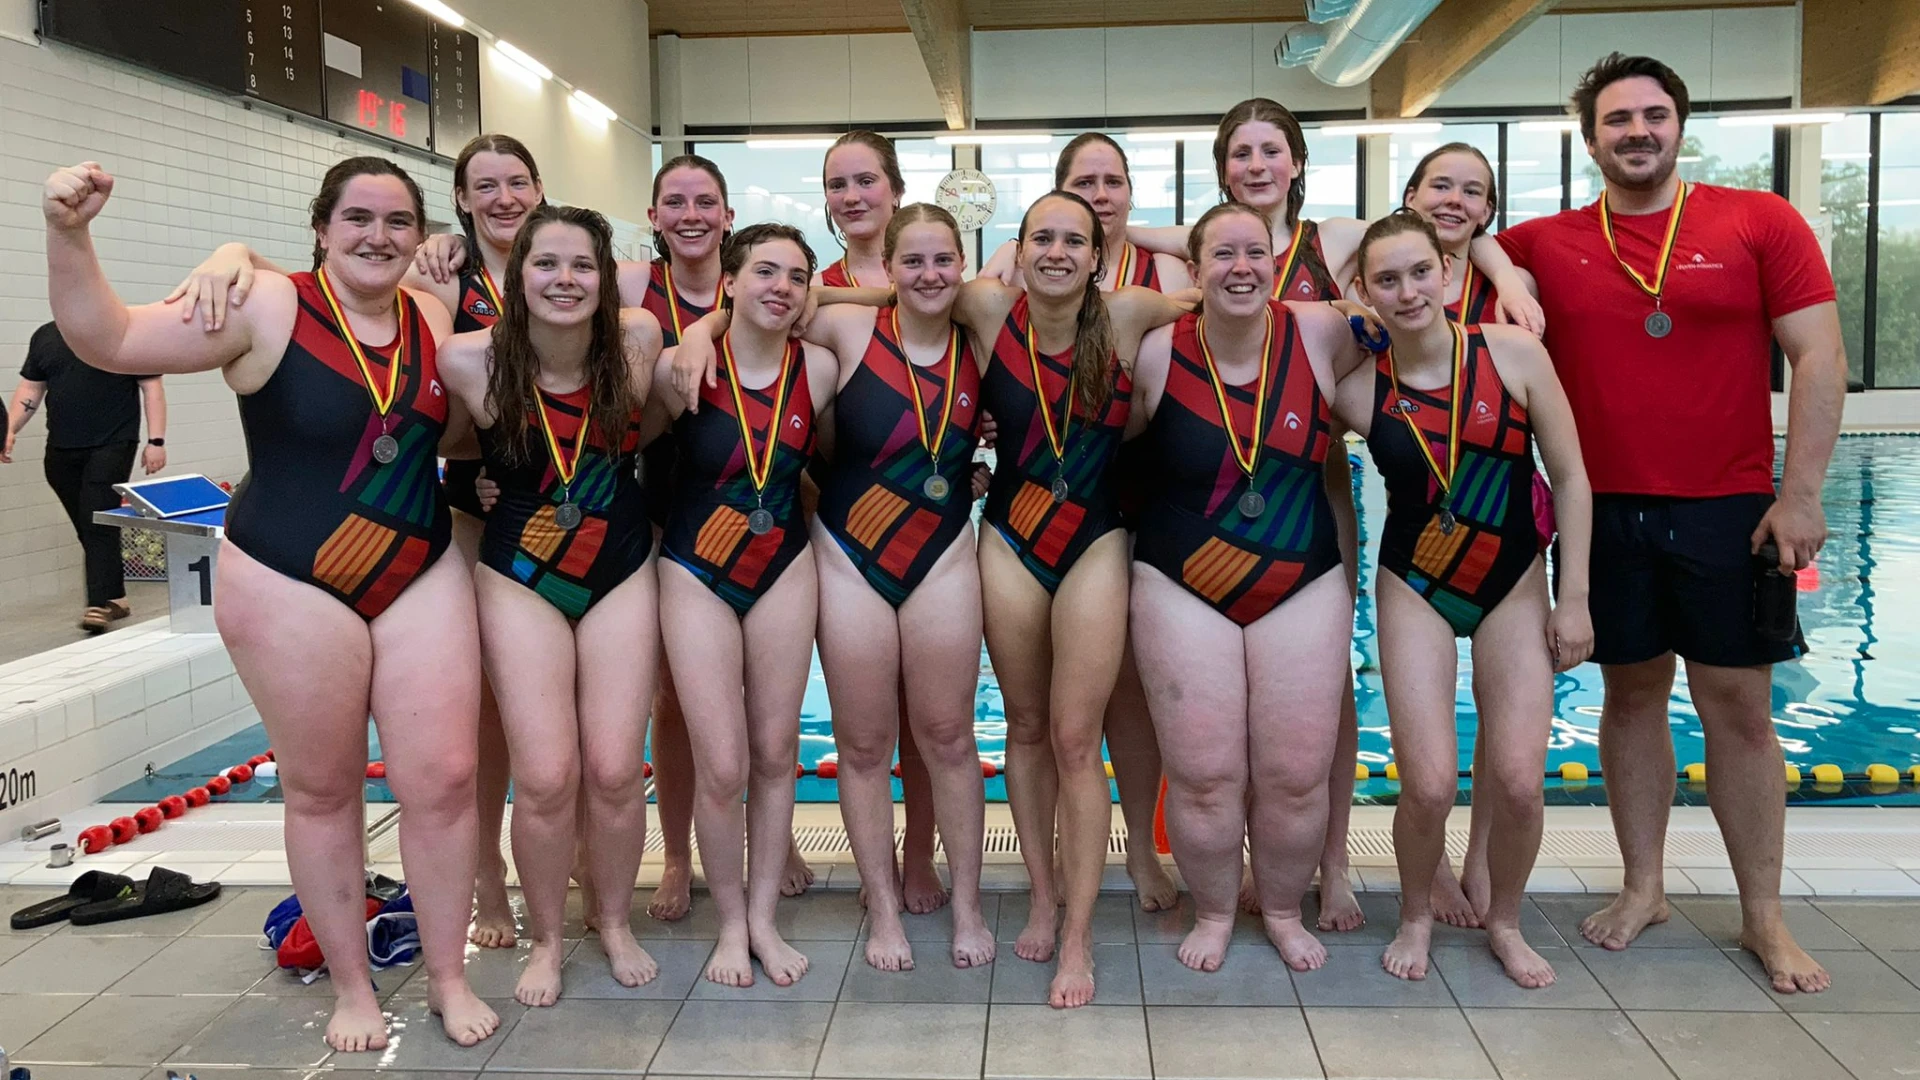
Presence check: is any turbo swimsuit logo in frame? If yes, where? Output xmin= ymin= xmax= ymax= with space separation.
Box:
xmin=470 ymin=298 xmax=496 ymax=316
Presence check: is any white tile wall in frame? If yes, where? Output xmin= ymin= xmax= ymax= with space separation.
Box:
xmin=0 ymin=33 xmax=455 ymax=603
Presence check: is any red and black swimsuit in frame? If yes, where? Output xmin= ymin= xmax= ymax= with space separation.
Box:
xmin=979 ymin=295 xmax=1131 ymax=593
xmin=1132 ymin=303 xmax=1341 ymax=626
xmin=815 ymin=312 xmax=981 ymax=607
xmin=820 ymin=259 xmax=860 ymax=288
xmin=1369 ymin=325 xmax=1539 ymax=636
xmin=442 ymin=265 xmax=501 ymax=519
xmin=1272 ymin=219 xmax=1342 ymax=303
xmin=1443 ymin=265 xmax=1501 ymax=325
xmin=225 ymin=272 xmax=450 ymax=620
xmin=660 ymin=342 xmax=816 ymax=615
xmin=639 ymin=258 xmax=720 ymax=528
xmin=1110 ymin=241 xmax=1168 ymax=525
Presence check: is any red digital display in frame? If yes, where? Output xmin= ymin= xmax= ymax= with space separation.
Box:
xmin=353 ymin=89 xmax=408 ymax=139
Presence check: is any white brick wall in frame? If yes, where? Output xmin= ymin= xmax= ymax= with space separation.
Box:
xmin=1 ymin=33 xmax=461 ymax=603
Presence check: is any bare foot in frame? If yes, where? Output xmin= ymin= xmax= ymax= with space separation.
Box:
xmin=1014 ymin=896 xmax=1058 ymax=963
xmin=1487 ymin=924 xmax=1556 ymax=989
xmin=901 ymin=856 xmax=951 ymax=914
xmin=1579 ymin=890 xmax=1668 ymax=951
xmin=599 ymin=924 xmax=659 ymax=987
xmin=1237 ymin=862 xmax=1261 ymax=915
xmin=705 ymin=927 xmax=756 ymax=987
xmin=428 ymin=982 xmax=501 ymax=1047
xmin=1741 ymin=921 xmax=1831 ymax=993
xmin=1127 ymin=851 xmax=1179 ymax=913
xmin=952 ymin=909 xmax=996 ymax=968
xmin=324 ymin=989 xmax=389 ymax=1052
xmin=864 ymin=912 xmax=916 ymax=972
xmin=1265 ymin=912 xmax=1328 ymax=972
xmin=1316 ymin=873 xmax=1366 ymax=932
xmin=470 ymin=869 xmax=518 ymax=948
xmin=1178 ymin=914 xmax=1233 ymax=972
xmin=750 ymin=925 xmax=811 ymax=986
xmin=1049 ymin=939 xmax=1096 ymax=1008
xmin=647 ymin=856 xmax=693 ymax=921
xmin=514 ymin=940 xmax=566 ymax=1007
xmin=781 ymin=842 xmax=815 ymax=897
xmin=1430 ymin=868 xmax=1481 ymax=929
xmin=1382 ymin=917 xmax=1431 ymax=981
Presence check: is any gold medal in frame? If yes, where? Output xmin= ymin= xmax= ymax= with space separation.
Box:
xmin=316 ymin=267 xmax=409 ymax=467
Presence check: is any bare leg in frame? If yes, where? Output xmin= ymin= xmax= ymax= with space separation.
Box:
xmin=1317 ymin=687 xmax=1365 ymax=932
xmin=1132 ymin=563 xmax=1250 ymax=975
xmin=1688 ymin=660 xmax=1828 ymax=993
xmin=453 ymin=511 xmax=516 ymax=949
xmin=1104 ymin=642 xmax=1178 ymax=913
xmin=1582 ymin=654 xmax=1677 ymax=949
xmin=1434 ymin=733 xmax=1489 ymax=928
xmin=647 ymin=666 xmax=696 ymax=921
xmin=897 ymin=715 xmax=950 ymax=914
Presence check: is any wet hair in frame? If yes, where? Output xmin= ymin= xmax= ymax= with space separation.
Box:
xmin=719 ymin=222 xmax=816 ymax=314
xmin=484 ymin=205 xmax=638 ymax=466
xmin=650 ymin=154 xmax=731 ymax=261
xmin=1213 ymin=98 xmax=1309 ymax=228
xmin=823 ymin=130 xmax=906 ymax=247
xmin=452 ymin=134 xmax=545 ymax=268
xmin=1402 ymin=142 xmax=1498 ymax=238
xmin=1017 ymin=190 xmax=1115 ymax=422
xmin=309 ymin=156 xmax=425 ymax=270
xmin=1571 ymin=52 xmax=1691 ymax=144
xmin=1053 ymin=132 xmax=1132 ymax=191
xmin=1356 ymin=207 xmax=1446 ymax=279
xmin=882 ymin=202 xmax=966 ymax=264
xmin=1185 ymin=200 xmax=1271 ymax=265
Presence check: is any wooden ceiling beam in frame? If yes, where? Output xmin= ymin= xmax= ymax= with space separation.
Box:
xmin=901 ymin=0 xmax=972 ymax=129
xmin=1370 ymin=0 xmax=1554 ymax=118
xmin=1801 ymin=0 xmax=1920 ymax=107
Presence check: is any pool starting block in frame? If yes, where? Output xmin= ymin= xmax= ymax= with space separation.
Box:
xmin=93 ymin=474 xmax=230 ymax=634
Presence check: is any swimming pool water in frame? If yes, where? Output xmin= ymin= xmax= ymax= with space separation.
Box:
xmin=108 ymin=435 xmax=1920 ymax=807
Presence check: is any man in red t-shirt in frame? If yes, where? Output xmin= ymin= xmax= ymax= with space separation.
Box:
xmin=1499 ymin=54 xmax=1845 ymax=994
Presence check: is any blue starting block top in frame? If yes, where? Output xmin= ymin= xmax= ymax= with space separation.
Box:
xmin=94 ymin=474 xmax=231 ymax=538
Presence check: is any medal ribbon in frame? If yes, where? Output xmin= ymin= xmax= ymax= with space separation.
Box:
xmin=837 ymin=257 xmax=860 ymax=288
xmin=1026 ymin=311 xmax=1076 ymax=466
xmin=721 ymin=334 xmax=796 ymax=495
xmin=892 ymin=308 xmax=961 ymax=465
xmin=1598 ymin=182 xmax=1690 ymax=306
xmin=534 ymin=389 xmax=592 ymax=492
xmin=1386 ymin=323 xmax=1468 ymax=496
xmin=1267 ymin=218 xmax=1308 ymax=300
xmin=1449 ymin=258 xmax=1475 ymax=324
xmin=1195 ymin=307 xmax=1275 ymax=481
xmin=661 ymin=260 xmax=721 ymax=342
xmin=315 ymin=267 xmax=406 ymax=420
xmin=1109 ymin=242 xmax=1133 ymax=290
xmin=477 ymin=264 xmax=503 ymax=316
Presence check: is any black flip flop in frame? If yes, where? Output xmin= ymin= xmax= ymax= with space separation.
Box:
xmin=10 ymin=870 xmax=137 ymax=929
xmin=68 ymin=866 xmax=221 ymax=926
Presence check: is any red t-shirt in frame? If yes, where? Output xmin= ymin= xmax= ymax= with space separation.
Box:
xmin=1498 ymin=184 xmax=1834 ymax=498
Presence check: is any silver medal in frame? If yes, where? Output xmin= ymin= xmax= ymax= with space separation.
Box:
xmin=747 ymin=507 xmax=776 ymax=535
xmin=1050 ymin=476 xmax=1070 ymax=503
xmin=1644 ymin=310 xmax=1672 ymax=338
xmin=923 ymin=475 xmax=951 ymax=502
xmin=371 ymin=433 xmax=400 ymax=465
xmin=1237 ymin=491 xmax=1266 ymax=518
xmin=554 ymin=501 xmax=583 ymax=531
xmin=1438 ymin=508 xmax=1457 ymax=535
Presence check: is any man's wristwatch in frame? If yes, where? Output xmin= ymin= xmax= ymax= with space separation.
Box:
xmin=147 ymin=438 xmax=165 ymax=447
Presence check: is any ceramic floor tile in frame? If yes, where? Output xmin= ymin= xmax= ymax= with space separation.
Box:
xmin=1810 ymin=900 xmax=1920 ymax=950
xmin=1289 ymin=944 xmax=1457 ymax=1008
xmin=812 ymin=1002 xmax=987 ymax=1079
xmin=1530 ymin=895 xmax=1715 ymax=949
xmin=1669 ymin=896 xmax=1862 ymax=951
xmin=1579 ymin=947 xmax=1778 ymax=1012
xmin=1430 ymin=945 xmax=1613 ymax=1009
xmin=646 ymin=1000 xmax=833 ymax=1078
xmin=394 ymin=939 xmax=581 ymax=1000
xmin=1726 ymin=947 xmax=1920 ymax=1012
xmin=1792 ymin=1012 xmax=1920 ymax=1080
xmin=1298 ymin=891 xmax=1404 ymax=948
xmin=1143 ymin=1005 xmax=1322 ymax=1080
xmin=0 ymin=992 xmax=92 ymax=1048
xmin=835 ymin=943 xmax=992 ymax=1004
xmin=558 ymin=938 xmax=711 ymax=1000
xmin=106 ymin=935 xmax=273 ymax=995
xmin=686 ymin=938 xmax=853 ymax=1002
xmin=989 ymin=942 xmax=1141 ymax=1006
xmin=1422 ymin=899 xmax=1565 ymax=950
xmin=1136 ymin=942 xmax=1297 ymax=1006
xmin=1462 ymin=1008 xmax=1667 ymax=1080
xmin=765 ymin=891 xmax=868 ymax=941
xmin=622 ymin=896 xmax=722 ymax=941
xmin=11 ymin=1070 xmax=151 ymax=1080
xmin=1797 ymin=869 xmax=1920 ymax=897
xmin=20 ymin=994 xmax=237 ymax=1067
xmin=994 ymin=893 xmax=1136 ymax=944
xmin=0 ymin=933 xmax=170 ymax=994
xmin=889 ymin=895 xmax=1001 ymax=944
xmin=186 ymin=887 xmax=297 ymax=936
xmin=1630 ymin=1009 xmax=1848 ymax=1080
xmin=983 ymin=1004 xmax=1151 ymax=1080
xmin=161 ymin=993 xmax=345 ymax=1068
xmin=1305 ymin=1007 xmax=1495 ymax=1079
xmin=1132 ymin=897 xmax=1267 ymax=947
xmin=481 ymin=998 xmax=678 ymax=1072
xmin=325 ymin=997 xmax=528 ymax=1072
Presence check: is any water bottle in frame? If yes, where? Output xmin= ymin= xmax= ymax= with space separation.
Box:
xmin=1754 ymin=541 xmax=1799 ymax=643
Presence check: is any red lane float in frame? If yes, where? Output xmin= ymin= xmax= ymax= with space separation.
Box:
xmin=185 ymin=786 xmax=210 ymax=807
xmin=78 ymin=825 xmax=114 ymax=854
xmin=159 ymin=794 xmax=188 ymax=818
xmin=108 ymin=816 xmax=139 ymax=844
xmin=134 ymin=806 xmax=164 ymax=833
xmin=206 ymin=775 xmax=231 ymax=795
xmin=227 ymin=763 xmax=254 ymax=783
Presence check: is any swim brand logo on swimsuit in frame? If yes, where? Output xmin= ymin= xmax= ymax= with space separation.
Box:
xmin=1284 ymin=411 xmax=1301 ymax=430
xmin=469 ymin=298 xmax=496 ymax=317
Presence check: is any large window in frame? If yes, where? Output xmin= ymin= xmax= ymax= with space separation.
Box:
xmin=1877 ymin=114 xmax=1920 ymax=388
xmin=1504 ymin=124 xmax=1567 ymax=227
xmin=1823 ymin=115 xmax=1872 ymax=385
xmin=1385 ymin=123 xmax=1499 ymax=219
xmin=1180 ymin=128 xmax=1358 ymax=223
xmin=690 ymin=139 xmax=947 ymax=270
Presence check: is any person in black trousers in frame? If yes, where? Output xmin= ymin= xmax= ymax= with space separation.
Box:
xmin=5 ymin=321 xmax=167 ymax=631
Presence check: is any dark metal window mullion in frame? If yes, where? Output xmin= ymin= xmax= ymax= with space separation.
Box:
xmin=1560 ymin=132 xmax=1572 ymax=212
xmin=1496 ymin=123 xmax=1510 ymax=232
xmin=1865 ymin=112 xmax=1881 ymax=388
xmin=1175 ymin=140 xmax=1186 ymax=226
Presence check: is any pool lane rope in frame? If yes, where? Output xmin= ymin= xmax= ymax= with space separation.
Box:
xmin=79 ymin=750 xmax=278 ymax=855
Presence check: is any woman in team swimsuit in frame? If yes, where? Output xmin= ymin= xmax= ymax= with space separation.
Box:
xmin=45 ymin=158 xmax=497 ymax=1050
xmin=435 ymin=205 xmax=664 ymax=1006
xmin=1327 ymin=210 xmax=1591 ymax=987
xmin=650 ymin=223 xmax=839 ymax=988
xmin=1127 ymin=201 xmax=1372 ymax=973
